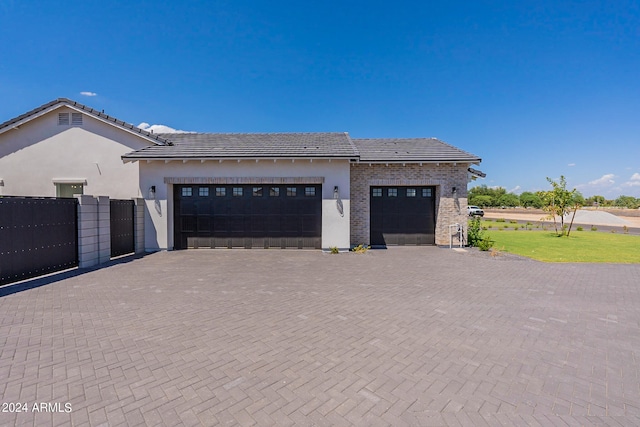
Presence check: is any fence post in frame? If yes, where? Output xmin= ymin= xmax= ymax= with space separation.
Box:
xmin=76 ymin=195 xmax=112 ymax=268
xmin=133 ymin=198 xmax=145 ymax=254
xmin=96 ymin=196 xmax=111 ymax=264
xmin=76 ymin=195 xmax=99 ymax=268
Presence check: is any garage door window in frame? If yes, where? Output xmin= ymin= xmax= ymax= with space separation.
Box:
xmin=422 ymin=188 xmax=432 ymax=197
xmin=305 ymin=187 xmax=316 ymax=197
xmin=406 ymin=188 xmax=416 ymax=197
xmin=287 ymin=187 xmax=297 ymax=197
xmin=372 ymin=188 xmax=382 ymax=197
xmin=216 ymin=187 xmax=226 ymax=196
xmin=233 ymin=187 xmax=243 ymax=196
xmin=253 ymin=187 xmax=263 ymax=197
xmin=270 ymin=187 xmax=280 ymax=197
xmin=182 ymin=187 xmax=192 ymax=197
xmin=388 ymin=188 xmax=397 ymax=197
xmin=199 ymin=188 xmax=209 ymax=197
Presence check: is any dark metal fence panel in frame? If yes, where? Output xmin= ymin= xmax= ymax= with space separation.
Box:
xmin=0 ymin=197 xmax=78 ymax=285
xmin=110 ymin=199 xmax=135 ymax=257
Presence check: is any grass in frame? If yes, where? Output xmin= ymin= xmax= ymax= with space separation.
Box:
xmin=487 ymin=230 xmax=640 ymax=263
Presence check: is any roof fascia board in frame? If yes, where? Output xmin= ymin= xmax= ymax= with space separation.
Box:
xmin=352 ymin=159 xmax=479 ymax=164
xmin=62 ymin=104 xmax=165 ymax=146
xmin=122 ymin=155 xmax=357 ymax=163
xmin=0 ymin=103 xmax=65 ymax=136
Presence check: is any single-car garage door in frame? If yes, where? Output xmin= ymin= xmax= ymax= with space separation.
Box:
xmin=174 ymin=184 xmax=321 ymax=249
xmin=370 ymin=186 xmax=436 ymax=246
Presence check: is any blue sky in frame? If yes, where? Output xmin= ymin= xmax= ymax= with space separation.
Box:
xmin=1 ymin=0 xmax=639 ymax=198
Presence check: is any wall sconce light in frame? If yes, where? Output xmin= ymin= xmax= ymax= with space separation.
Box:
xmin=333 ymin=186 xmax=340 ymax=199
xmin=452 ymin=186 xmax=457 ymax=195
xmin=149 ymin=185 xmax=156 ymax=200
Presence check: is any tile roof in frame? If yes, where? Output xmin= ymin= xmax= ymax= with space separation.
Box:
xmin=0 ymin=98 xmax=170 ymax=145
xmin=2 ymin=99 xmax=482 ymax=164
xmin=122 ymin=132 xmax=359 ymax=160
xmin=352 ymin=138 xmax=481 ymax=163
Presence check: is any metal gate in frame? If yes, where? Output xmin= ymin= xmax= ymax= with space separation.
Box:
xmin=0 ymin=197 xmax=78 ymax=285
xmin=110 ymin=199 xmax=135 ymax=257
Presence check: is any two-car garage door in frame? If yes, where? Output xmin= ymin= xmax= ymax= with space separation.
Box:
xmin=174 ymin=184 xmax=322 ymax=249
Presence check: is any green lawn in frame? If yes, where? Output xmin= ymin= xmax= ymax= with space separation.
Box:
xmin=485 ymin=230 xmax=640 ymax=263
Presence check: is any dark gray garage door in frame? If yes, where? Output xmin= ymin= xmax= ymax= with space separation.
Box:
xmin=370 ymin=186 xmax=436 ymax=246
xmin=174 ymin=184 xmax=322 ymax=249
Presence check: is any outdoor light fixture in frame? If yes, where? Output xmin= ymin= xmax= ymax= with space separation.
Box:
xmin=452 ymin=186 xmax=457 ymax=195
xmin=149 ymin=185 xmax=156 ymax=200
xmin=333 ymin=186 xmax=339 ymax=199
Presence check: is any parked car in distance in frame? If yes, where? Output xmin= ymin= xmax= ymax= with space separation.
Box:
xmin=467 ymin=206 xmax=484 ymax=217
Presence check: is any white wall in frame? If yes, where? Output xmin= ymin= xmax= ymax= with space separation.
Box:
xmin=0 ymin=107 xmax=151 ymax=199
xmin=138 ymin=159 xmax=351 ymax=250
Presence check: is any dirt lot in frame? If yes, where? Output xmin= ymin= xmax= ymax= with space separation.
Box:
xmin=483 ymin=208 xmax=640 ymax=228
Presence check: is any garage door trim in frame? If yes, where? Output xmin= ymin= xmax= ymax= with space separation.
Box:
xmin=165 ymin=176 xmax=325 ymax=184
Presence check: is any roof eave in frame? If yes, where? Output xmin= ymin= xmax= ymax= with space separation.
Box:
xmin=0 ymin=99 xmax=168 ymax=146
xmin=61 ymin=101 xmax=168 ymax=146
xmin=122 ymin=155 xmax=358 ymax=163
xmin=0 ymin=101 xmax=64 ymax=136
xmin=353 ymin=158 xmax=481 ymax=164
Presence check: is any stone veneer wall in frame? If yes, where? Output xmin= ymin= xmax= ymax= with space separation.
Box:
xmin=350 ymin=163 xmax=470 ymax=246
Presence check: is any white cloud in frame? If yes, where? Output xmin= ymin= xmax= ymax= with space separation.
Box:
xmin=588 ymin=174 xmax=615 ymax=186
xmin=573 ymin=173 xmax=640 ymax=198
xmin=568 ymin=163 xmax=576 ymax=167
xmin=575 ymin=173 xmax=617 ymax=196
xmin=137 ymin=122 xmax=193 ymax=134
xmin=621 ymin=173 xmax=640 ymax=188
xmin=80 ymin=91 xmax=97 ymax=97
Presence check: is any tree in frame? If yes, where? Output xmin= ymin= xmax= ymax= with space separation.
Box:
xmin=469 ymin=195 xmax=493 ymax=208
xmin=614 ymin=195 xmax=640 ymax=209
xmin=585 ymin=195 xmax=606 ymax=207
xmin=540 ymin=176 xmax=581 ymax=236
xmin=572 ymin=191 xmax=585 ymax=207
xmin=497 ymin=193 xmax=520 ymax=207
xmin=519 ymin=192 xmax=543 ymax=208
xmin=468 ymin=185 xmax=510 ymax=207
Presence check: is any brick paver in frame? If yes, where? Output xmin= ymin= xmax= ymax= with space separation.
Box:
xmin=1 ymin=247 xmax=640 ymax=425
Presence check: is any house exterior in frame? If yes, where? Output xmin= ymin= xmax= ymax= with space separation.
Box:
xmin=0 ymin=98 xmax=168 ymax=199
xmin=1 ymin=99 xmax=483 ymax=251
xmin=123 ymin=134 xmax=481 ymax=250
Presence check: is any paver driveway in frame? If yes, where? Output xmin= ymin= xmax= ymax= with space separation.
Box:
xmin=1 ymin=247 xmax=639 ymax=426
